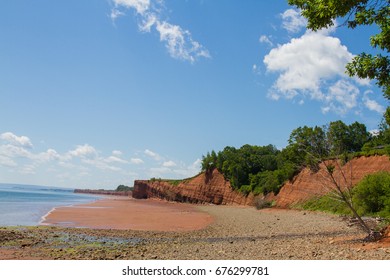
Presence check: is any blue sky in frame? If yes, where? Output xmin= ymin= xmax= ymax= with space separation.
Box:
xmin=0 ymin=0 xmax=387 ymax=189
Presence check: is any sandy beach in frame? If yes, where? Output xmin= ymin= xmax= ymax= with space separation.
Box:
xmin=1 ymin=197 xmax=390 ymax=260
xmin=41 ymin=197 xmax=214 ymax=232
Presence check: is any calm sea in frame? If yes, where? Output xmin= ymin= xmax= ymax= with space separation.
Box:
xmin=0 ymin=183 xmax=101 ymax=226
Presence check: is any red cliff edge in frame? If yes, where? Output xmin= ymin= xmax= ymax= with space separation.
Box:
xmin=132 ymin=168 xmax=254 ymax=205
xmin=133 ymin=155 xmax=390 ymax=208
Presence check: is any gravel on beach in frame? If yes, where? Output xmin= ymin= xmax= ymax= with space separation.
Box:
xmin=1 ymin=205 xmax=389 ymax=260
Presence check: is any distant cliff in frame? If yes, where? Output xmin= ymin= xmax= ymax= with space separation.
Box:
xmin=132 ymin=155 xmax=390 ymax=207
xmin=74 ymin=189 xmax=131 ymax=196
xmin=132 ymin=169 xmax=254 ymax=205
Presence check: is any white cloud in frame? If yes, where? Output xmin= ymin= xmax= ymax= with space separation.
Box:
xmin=105 ymin=156 xmax=128 ymax=164
xmin=130 ymin=158 xmax=144 ymax=164
xmin=112 ymin=150 xmax=123 ymax=156
xmin=20 ymin=164 xmax=36 ymax=175
xmin=0 ymin=144 xmax=32 ymax=159
xmin=35 ymin=149 xmax=62 ymax=162
xmin=363 ymin=91 xmax=386 ymax=114
xmin=162 ymin=160 xmax=176 ymax=167
xmin=259 ymin=35 xmax=273 ymax=47
xmin=147 ymin=158 xmax=201 ymax=179
xmin=171 ymin=158 xmax=201 ymax=178
xmin=111 ymin=0 xmax=210 ymax=62
xmin=68 ymin=144 xmax=98 ymax=159
xmin=281 ymin=9 xmax=307 ymax=33
xmin=0 ymin=132 xmax=33 ymax=148
xmin=324 ymin=80 xmax=359 ymax=115
xmin=156 ymin=21 xmax=210 ymax=63
xmin=112 ymin=0 xmax=151 ymax=15
xmin=263 ymin=29 xmax=359 ymax=114
xmin=144 ymin=149 xmax=161 ymax=161
xmin=110 ymin=8 xmax=125 ymax=21
xmin=149 ymin=166 xmax=172 ymax=177
xmin=0 ymin=154 xmax=17 ymax=167
xmin=82 ymin=158 xmax=123 ymax=172
xmin=139 ymin=13 xmax=157 ymax=32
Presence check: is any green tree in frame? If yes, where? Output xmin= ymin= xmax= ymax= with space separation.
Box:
xmin=116 ymin=185 xmax=132 ymax=191
xmin=288 ymin=125 xmax=327 ymax=169
xmin=201 ymin=144 xmax=281 ymax=191
xmin=288 ymin=0 xmax=390 ymax=99
xmin=327 ymin=120 xmax=350 ymax=154
xmin=348 ymin=121 xmax=371 ymax=152
xmin=353 ymin=171 xmax=390 ymax=217
xmin=377 ymin=107 xmax=390 ymax=145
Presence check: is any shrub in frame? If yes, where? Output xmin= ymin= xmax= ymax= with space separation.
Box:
xmin=353 ymin=171 xmax=390 ymax=218
xmin=299 ymin=194 xmax=352 ymax=215
xmin=253 ymin=197 xmax=272 ymax=210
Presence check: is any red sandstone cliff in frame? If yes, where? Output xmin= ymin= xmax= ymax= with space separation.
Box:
xmin=132 ymin=169 xmax=254 ymax=205
xmin=274 ymin=155 xmax=390 ymax=207
xmin=132 ymin=155 xmax=390 ymax=208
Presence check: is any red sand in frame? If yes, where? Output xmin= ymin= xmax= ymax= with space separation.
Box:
xmin=41 ymin=197 xmax=214 ymax=232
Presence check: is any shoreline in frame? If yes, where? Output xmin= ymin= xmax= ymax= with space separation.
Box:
xmin=2 ymin=204 xmax=390 ymax=260
xmin=38 ymin=193 xmax=106 ymax=226
xmin=40 ymin=196 xmax=214 ymax=232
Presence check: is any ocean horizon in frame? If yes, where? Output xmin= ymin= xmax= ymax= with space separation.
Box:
xmin=0 ymin=183 xmax=101 ymax=226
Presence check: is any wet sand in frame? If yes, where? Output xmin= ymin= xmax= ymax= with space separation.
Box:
xmin=41 ymin=197 xmax=214 ymax=232
xmin=1 ymin=203 xmax=390 ymax=259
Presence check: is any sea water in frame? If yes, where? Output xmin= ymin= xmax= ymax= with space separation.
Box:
xmin=0 ymin=183 xmax=101 ymax=226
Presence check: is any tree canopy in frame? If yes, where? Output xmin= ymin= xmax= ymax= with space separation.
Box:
xmin=288 ymin=0 xmax=390 ymax=99
xmin=201 ymin=120 xmax=380 ymax=196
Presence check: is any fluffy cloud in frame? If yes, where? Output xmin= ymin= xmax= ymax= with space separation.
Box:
xmin=0 ymin=132 xmax=33 ymax=148
xmin=323 ymin=80 xmax=359 ymax=115
xmin=0 ymin=133 xmax=35 ymax=169
xmin=112 ymin=0 xmax=150 ymax=15
xmin=363 ymin=91 xmax=386 ymax=114
xmin=162 ymin=160 xmax=176 ymax=167
xmin=0 ymin=134 xmax=133 ymax=180
xmin=281 ymin=9 xmax=307 ymax=33
xmin=0 ymin=154 xmax=17 ymax=167
xmin=112 ymin=150 xmax=123 ymax=156
xmin=68 ymin=144 xmax=98 ymax=159
xmin=0 ymin=143 xmax=33 ymax=162
xmin=111 ymin=0 xmax=210 ymax=62
xmin=264 ymin=31 xmax=353 ymax=96
xmin=259 ymin=35 xmax=273 ymax=47
xmin=144 ymin=149 xmax=161 ymax=161
xmin=263 ymin=28 xmax=360 ymax=114
xmin=130 ymin=158 xmax=144 ymax=164
xmin=0 ymin=131 xmax=201 ymax=188
xmin=169 ymin=158 xmax=201 ymax=178
xmin=261 ymin=8 xmax=387 ymax=116
xmin=105 ymin=155 xmax=128 ymax=164
xmin=147 ymin=158 xmax=201 ymax=178
xmin=156 ymin=21 xmax=210 ymax=63
xmin=36 ymin=149 xmax=62 ymax=162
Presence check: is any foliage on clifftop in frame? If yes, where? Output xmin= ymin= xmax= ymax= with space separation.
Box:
xmin=115 ymin=185 xmax=133 ymax=192
xmin=201 ymin=118 xmax=390 ymax=196
xmin=201 ymin=144 xmax=296 ymax=195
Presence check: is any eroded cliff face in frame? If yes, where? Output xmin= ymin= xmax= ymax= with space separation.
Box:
xmin=274 ymin=155 xmax=390 ymax=208
xmin=132 ymin=155 xmax=390 ymax=207
xmin=132 ymin=169 xmax=254 ymax=205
